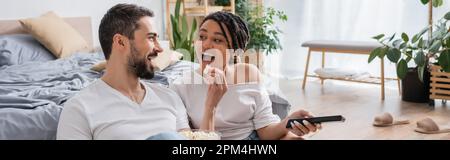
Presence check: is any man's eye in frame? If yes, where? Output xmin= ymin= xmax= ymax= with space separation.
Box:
xmin=199 ymin=35 xmax=206 ymax=40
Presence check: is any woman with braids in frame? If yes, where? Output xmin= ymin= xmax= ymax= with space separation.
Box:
xmin=171 ymin=11 xmax=321 ymax=140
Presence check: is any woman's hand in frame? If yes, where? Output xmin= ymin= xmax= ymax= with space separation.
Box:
xmin=204 ymin=67 xmax=228 ymax=109
xmin=200 ymin=67 xmax=228 ymax=131
xmin=284 ymin=110 xmax=322 ymax=137
xmin=280 ymin=132 xmax=305 ymax=140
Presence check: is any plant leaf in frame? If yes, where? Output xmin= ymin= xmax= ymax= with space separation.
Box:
xmin=372 ymin=34 xmax=385 ymax=40
xmin=421 ymin=0 xmax=429 ymax=5
xmin=414 ymin=50 xmax=426 ymax=67
xmin=388 ymin=33 xmax=396 ymax=42
xmin=170 ymin=15 xmax=178 ymax=31
xmin=445 ymin=11 xmax=450 ymax=20
xmin=418 ymin=38 xmax=424 ymax=48
xmin=387 ymin=48 xmax=401 ymax=63
xmin=181 ymin=16 xmax=188 ymax=41
xmin=412 ymin=27 xmax=429 ymax=43
xmin=429 ymin=40 xmax=442 ymax=53
xmin=447 ymin=39 xmax=450 ymax=48
xmin=393 ymin=39 xmax=403 ymax=48
xmin=368 ymin=47 xmax=381 ymax=63
xmin=401 ymin=33 xmax=409 ymax=42
xmin=175 ymin=0 xmax=181 ymax=18
xmin=378 ymin=47 xmax=388 ymax=58
xmin=170 ymin=15 xmax=180 ymax=48
xmin=433 ymin=0 xmax=439 ymax=7
xmin=418 ymin=65 xmax=425 ymax=83
xmin=189 ymin=19 xmax=197 ymax=41
xmin=412 ymin=35 xmax=420 ymax=43
xmin=439 ymin=50 xmax=450 ymax=72
xmin=433 ymin=0 xmax=443 ymax=7
xmin=400 ymin=42 xmax=407 ymax=49
xmin=397 ymin=59 xmax=408 ymax=79
xmin=444 ymin=32 xmax=450 ymax=40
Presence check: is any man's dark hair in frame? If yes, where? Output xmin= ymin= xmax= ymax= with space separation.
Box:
xmin=98 ymin=3 xmax=154 ymax=60
xmin=201 ymin=11 xmax=250 ymax=51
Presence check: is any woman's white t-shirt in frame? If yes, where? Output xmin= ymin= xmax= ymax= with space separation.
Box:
xmin=170 ymin=71 xmax=280 ymax=140
xmin=57 ymin=79 xmax=189 ymax=140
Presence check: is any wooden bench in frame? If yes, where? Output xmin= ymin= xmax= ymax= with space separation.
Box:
xmin=301 ymin=40 xmax=401 ymax=100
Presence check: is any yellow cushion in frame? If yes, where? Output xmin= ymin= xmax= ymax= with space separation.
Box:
xmin=90 ymin=50 xmax=183 ymax=72
xmin=90 ymin=61 xmax=107 ymax=72
xmin=152 ymin=50 xmax=183 ymax=71
xmin=19 ymin=11 xmax=90 ymax=58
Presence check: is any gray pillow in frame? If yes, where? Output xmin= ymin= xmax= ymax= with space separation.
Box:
xmin=0 ymin=34 xmax=55 ymax=66
xmin=270 ymin=94 xmax=291 ymax=119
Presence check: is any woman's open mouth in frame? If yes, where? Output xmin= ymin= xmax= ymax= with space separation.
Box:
xmin=202 ymin=53 xmax=215 ymax=64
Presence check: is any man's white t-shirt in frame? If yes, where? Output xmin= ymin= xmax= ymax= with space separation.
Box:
xmin=57 ymin=79 xmax=190 ymax=140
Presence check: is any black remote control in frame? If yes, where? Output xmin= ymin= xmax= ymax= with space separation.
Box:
xmin=286 ymin=115 xmax=345 ymax=128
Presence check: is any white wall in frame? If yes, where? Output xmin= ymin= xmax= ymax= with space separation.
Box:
xmin=0 ymin=0 xmax=165 ymax=47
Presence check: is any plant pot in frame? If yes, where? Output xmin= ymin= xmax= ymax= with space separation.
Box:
xmin=401 ymin=67 xmax=431 ymax=103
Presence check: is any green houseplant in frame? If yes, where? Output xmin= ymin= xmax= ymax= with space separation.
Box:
xmin=170 ymin=0 xmax=198 ymax=62
xmin=369 ymin=0 xmax=447 ymax=80
xmin=236 ymin=0 xmax=288 ymax=55
xmin=368 ymin=0 xmax=449 ymax=102
xmin=368 ymin=16 xmax=450 ymax=80
xmin=234 ymin=0 xmax=287 ymax=69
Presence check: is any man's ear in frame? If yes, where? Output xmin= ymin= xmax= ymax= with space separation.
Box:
xmin=113 ymin=34 xmax=126 ymax=47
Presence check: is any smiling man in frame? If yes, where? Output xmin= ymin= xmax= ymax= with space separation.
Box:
xmin=56 ymin=4 xmax=192 ymax=140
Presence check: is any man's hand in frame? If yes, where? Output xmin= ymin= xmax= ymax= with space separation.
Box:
xmin=285 ymin=110 xmax=322 ymax=137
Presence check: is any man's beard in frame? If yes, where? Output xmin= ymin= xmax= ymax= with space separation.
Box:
xmin=128 ymin=43 xmax=154 ymax=79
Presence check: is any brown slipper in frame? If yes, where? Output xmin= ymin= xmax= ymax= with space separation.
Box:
xmin=414 ymin=118 xmax=450 ymax=134
xmin=373 ymin=112 xmax=410 ymax=127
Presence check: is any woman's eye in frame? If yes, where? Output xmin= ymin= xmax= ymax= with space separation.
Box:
xmin=199 ymin=35 xmax=206 ymax=40
xmin=214 ymin=39 xmax=223 ymax=43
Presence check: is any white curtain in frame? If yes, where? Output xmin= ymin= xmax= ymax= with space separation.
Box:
xmin=263 ymin=0 xmax=450 ymax=79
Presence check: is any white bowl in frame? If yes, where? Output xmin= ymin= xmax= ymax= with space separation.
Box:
xmin=178 ymin=129 xmax=221 ymax=140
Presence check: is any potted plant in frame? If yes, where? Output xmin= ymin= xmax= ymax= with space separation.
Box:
xmin=235 ymin=0 xmax=287 ymax=69
xmin=368 ymin=0 xmax=449 ymax=103
xmin=170 ymin=0 xmax=198 ymax=62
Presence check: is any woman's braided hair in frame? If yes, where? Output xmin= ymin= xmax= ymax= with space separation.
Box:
xmin=201 ymin=11 xmax=250 ymax=52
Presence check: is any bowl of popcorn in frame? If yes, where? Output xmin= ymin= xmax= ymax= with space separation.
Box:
xmin=178 ymin=129 xmax=221 ymax=140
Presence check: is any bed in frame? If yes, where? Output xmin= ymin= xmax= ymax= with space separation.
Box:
xmin=0 ymin=16 xmax=291 ymax=140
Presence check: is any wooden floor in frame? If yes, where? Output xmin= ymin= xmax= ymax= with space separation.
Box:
xmin=278 ymin=78 xmax=450 ymax=140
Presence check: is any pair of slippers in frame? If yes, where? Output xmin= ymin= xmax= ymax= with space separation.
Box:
xmin=373 ymin=112 xmax=450 ymax=134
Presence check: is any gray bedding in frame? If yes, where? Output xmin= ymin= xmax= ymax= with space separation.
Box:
xmin=0 ymin=53 xmax=290 ymax=140
xmin=0 ymin=53 xmax=102 ymax=139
